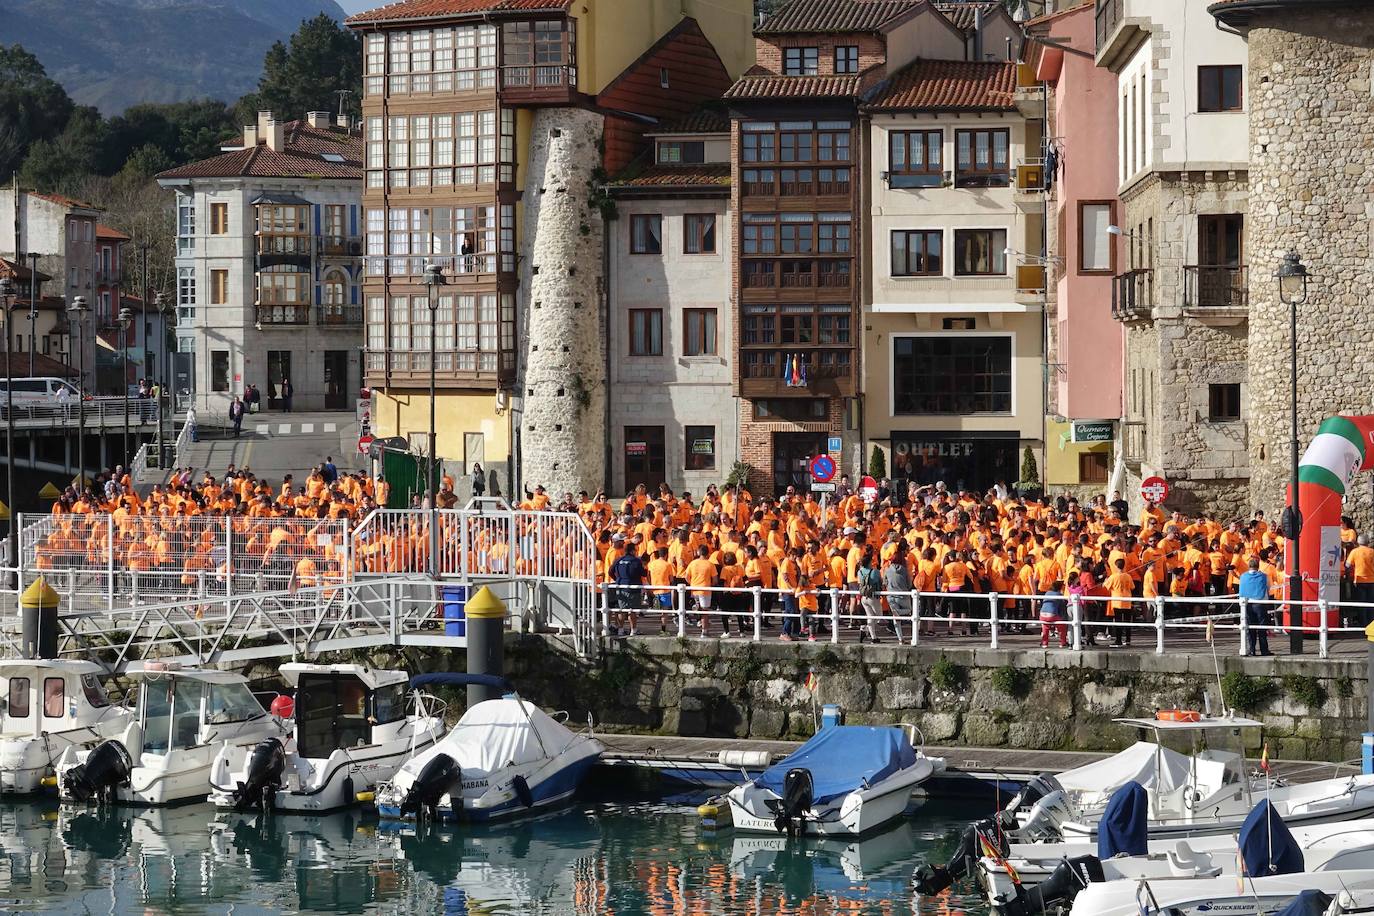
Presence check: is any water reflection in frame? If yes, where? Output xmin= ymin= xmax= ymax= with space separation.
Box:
xmin=0 ymin=797 xmax=989 ymax=915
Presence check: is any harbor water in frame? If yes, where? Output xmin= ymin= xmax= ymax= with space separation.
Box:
xmin=0 ymin=782 xmax=993 ymax=915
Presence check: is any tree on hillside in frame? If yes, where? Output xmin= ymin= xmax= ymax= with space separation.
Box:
xmin=237 ymin=14 xmax=362 ymax=124
xmin=103 ymin=100 xmax=237 ymax=174
xmin=0 ymin=44 xmax=74 ymax=178
xmin=19 ymin=106 xmax=106 ymax=194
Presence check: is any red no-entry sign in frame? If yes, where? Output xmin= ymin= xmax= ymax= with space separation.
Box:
xmin=1141 ymin=475 xmax=1169 ymax=504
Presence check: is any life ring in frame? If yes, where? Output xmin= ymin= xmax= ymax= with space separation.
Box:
xmin=1156 ymin=709 xmax=1201 ymax=723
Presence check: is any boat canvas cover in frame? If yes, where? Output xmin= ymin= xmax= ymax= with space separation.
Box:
xmin=1273 ymin=890 xmax=1333 ymax=916
xmin=758 ymin=726 xmax=916 ymax=805
xmin=1240 ymin=799 xmax=1304 ymax=878
xmin=439 ymin=698 xmax=577 ymax=774
xmin=1097 ymin=781 xmax=1148 ymax=859
xmin=1056 ymin=741 xmax=1192 ymax=796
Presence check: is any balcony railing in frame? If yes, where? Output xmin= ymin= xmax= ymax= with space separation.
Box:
xmin=317 ymin=235 xmax=363 ymax=258
xmin=316 ymin=305 xmax=364 ymax=326
xmin=1096 ymin=0 xmax=1123 ymax=52
xmin=743 ymin=260 xmax=852 ymax=291
xmin=742 ymin=176 xmax=851 ymax=198
xmin=1184 ymin=265 xmax=1248 ymax=310
xmin=257 ymin=235 xmax=311 ymax=256
xmin=1112 ymin=268 xmax=1153 ymax=320
xmin=257 ymin=304 xmax=310 ymax=325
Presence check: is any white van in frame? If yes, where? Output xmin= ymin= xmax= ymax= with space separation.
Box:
xmin=0 ymin=377 xmax=81 ymax=407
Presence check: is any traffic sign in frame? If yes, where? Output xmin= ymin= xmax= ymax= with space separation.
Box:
xmin=827 ymin=436 xmax=842 ymax=453
xmin=809 ymin=454 xmax=836 ymax=483
xmin=810 ymin=482 xmax=835 ymax=493
xmin=357 ymin=433 xmax=374 ymax=456
xmin=1141 ymin=475 xmax=1169 ymax=504
xmin=858 ymin=475 xmax=879 ymax=503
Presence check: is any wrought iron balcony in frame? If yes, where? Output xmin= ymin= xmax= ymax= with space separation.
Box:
xmin=317 ymin=235 xmax=363 ymax=258
xmin=1112 ymin=268 xmax=1153 ymax=321
xmin=1183 ymin=265 xmax=1248 ymax=311
xmin=316 ymin=305 xmax=364 ymax=326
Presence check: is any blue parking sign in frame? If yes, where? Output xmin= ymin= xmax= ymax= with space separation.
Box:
xmin=827 ymin=436 xmax=842 ymax=453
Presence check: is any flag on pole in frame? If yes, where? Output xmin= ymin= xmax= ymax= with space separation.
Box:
xmin=976 ymin=829 xmax=1020 ymax=885
xmin=802 ymin=669 xmax=819 ymax=693
xmin=1260 ymin=742 xmax=1270 ymax=773
xmin=1205 ymin=618 xmax=1215 ymax=645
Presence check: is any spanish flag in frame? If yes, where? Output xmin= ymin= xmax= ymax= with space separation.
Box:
xmin=1260 ymin=743 xmax=1270 ymax=773
xmin=977 ymin=829 xmax=1020 ymax=885
xmin=803 ymin=670 xmax=819 ymax=693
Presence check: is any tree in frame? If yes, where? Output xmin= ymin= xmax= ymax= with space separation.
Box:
xmin=103 ymin=100 xmax=237 ymax=173
xmin=0 ymin=44 xmax=75 ymax=177
xmin=19 ymin=106 xmax=106 ymax=192
xmin=237 ymin=14 xmax=362 ymax=124
xmin=868 ymin=445 xmax=886 ymax=480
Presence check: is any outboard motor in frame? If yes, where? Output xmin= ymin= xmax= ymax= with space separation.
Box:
xmin=998 ymin=855 xmax=1104 ymax=915
xmin=234 ymin=738 xmax=287 ymax=812
xmin=63 ymin=739 xmax=133 ymax=804
xmin=914 ymin=775 xmax=1065 ymax=896
xmin=1016 ymin=788 xmax=1075 ymax=842
xmin=401 ymin=754 xmax=462 ymax=819
xmin=769 ymin=768 xmax=813 ymax=836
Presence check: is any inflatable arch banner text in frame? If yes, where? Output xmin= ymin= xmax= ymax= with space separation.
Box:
xmin=1287 ymin=415 xmax=1374 ymax=628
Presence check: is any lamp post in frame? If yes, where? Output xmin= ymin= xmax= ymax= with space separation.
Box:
xmin=1278 ymin=250 xmax=1309 ymax=655
xmin=27 ymin=252 xmax=38 ymax=378
xmin=423 ymin=263 xmax=446 ymax=579
xmin=118 ymin=305 xmax=135 ymax=467
xmin=69 ymin=296 xmax=88 ymax=491
xmin=154 ymin=292 xmax=168 ymax=467
xmin=1 ymin=278 xmax=16 ymax=575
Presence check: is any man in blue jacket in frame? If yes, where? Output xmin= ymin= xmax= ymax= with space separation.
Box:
xmin=1238 ymin=557 xmax=1273 ymax=657
xmin=610 ymin=535 xmax=647 ymax=637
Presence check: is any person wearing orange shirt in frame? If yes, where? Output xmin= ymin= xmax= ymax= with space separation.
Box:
xmin=942 ymin=550 xmax=976 ymax=637
xmin=684 ymin=545 xmax=717 ymax=638
xmin=1348 ymin=535 xmax=1374 ymax=625
xmin=1104 ymin=558 xmax=1136 ymax=647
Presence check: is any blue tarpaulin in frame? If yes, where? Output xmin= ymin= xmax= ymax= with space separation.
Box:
xmin=757 ymin=726 xmax=916 ymax=804
xmin=1239 ymin=799 xmax=1304 ymax=878
xmin=1273 ymin=890 xmax=1333 ymax=916
xmin=1097 ymin=781 xmax=1148 ymax=859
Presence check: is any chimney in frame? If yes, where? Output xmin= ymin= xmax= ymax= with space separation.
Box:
xmin=243 ymin=124 xmax=259 ymax=147
xmin=336 ymin=113 xmax=352 ymax=131
xmin=307 ymin=111 xmax=330 ymax=129
xmin=266 ymin=120 xmax=285 ymax=152
xmin=257 ymin=110 xmax=273 ymax=137
xmin=973 ymin=7 xmax=984 ymax=61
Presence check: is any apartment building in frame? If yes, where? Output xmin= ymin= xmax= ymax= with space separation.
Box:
xmin=607 ymin=110 xmax=735 ymax=495
xmin=1095 ymin=0 xmax=1250 ymax=517
xmin=0 ymin=189 xmax=102 ymax=392
xmin=157 ymin=111 xmax=365 ymax=415
xmin=723 ymin=0 xmax=1028 ymax=494
xmin=863 ymin=58 xmax=1045 ymax=495
xmin=346 ymin=0 xmax=753 ymax=498
xmin=1026 ymin=1 xmax=1122 ymax=496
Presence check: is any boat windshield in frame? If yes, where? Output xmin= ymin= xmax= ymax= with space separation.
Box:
xmin=1151 ymin=725 xmax=1251 ymax=817
xmin=141 ymin=677 xmax=206 ymax=755
xmin=206 ymin=682 xmax=264 ymax=724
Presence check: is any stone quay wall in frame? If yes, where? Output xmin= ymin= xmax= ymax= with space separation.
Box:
xmin=1244 ymin=7 xmax=1374 ymax=528
xmin=348 ymin=636 xmax=1370 ymax=764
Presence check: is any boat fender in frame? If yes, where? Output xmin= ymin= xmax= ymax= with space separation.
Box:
xmin=718 ymin=749 xmax=771 ymax=769
xmin=913 ymin=816 xmax=1001 ymax=895
xmin=512 ymin=774 xmax=533 ymax=808
xmin=62 ymin=739 xmax=132 ymax=804
xmin=355 ymin=790 xmax=376 ymax=803
xmin=999 ymin=855 xmax=1104 ymax=916
xmin=341 ymin=776 xmax=354 ymax=809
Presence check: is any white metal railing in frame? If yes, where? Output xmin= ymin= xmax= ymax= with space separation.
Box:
xmin=172 ymin=415 xmax=192 ymax=467
xmin=0 ymin=575 xmax=463 ymax=672
xmin=592 ymin=584 xmax=1370 ymax=660
xmin=130 ymin=443 xmax=150 ymax=482
xmin=0 ymin=398 xmax=158 ymax=427
xmin=18 ymin=513 xmax=350 ymax=611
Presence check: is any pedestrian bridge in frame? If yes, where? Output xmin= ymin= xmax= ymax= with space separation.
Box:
xmin=1 ymin=398 xmax=159 ymax=431
xmin=2 ymin=500 xmax=600 ymax=671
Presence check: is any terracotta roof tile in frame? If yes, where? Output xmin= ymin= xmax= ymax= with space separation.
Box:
xmin=865 ymin=58 xmax=1016 ymax=111
xmin=651 ymin=106 xmax=730 ymax=135
xmin=725 ymin=73 xmax=864 ymax=100
xmin=96 ymin=224 xmax=130 ymax=241
xmin=346 ymin=0 xmax=568 ymax=24
xmin=609 ymin=162 xmax=731 ymax=191
xmin=933 ymin=0 xmax=1001 ymax=32
xmin=0 ymin=353 xmax=78 ymax=377
xmin=756 ymin=0 xmax=921 ymax=34
xmin=28 ymin=191 xmax=101 ymax=211
xmin=156 ymin=121 xmax=362 ymax=181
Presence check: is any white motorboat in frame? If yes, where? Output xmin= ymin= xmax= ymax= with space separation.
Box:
xmin=1071 ymin=871 xmax=1374 ymax=916
xmin=209 ymin=663 xmax=445 ymax=814
xmin=916 ymin=713 xmax=1374 ymax=896
xmin=374 ymin=673 xmax=603 ymax=823
xmin=56 ymin=664 xmax=288 ymax=805
xmin=723 ymin=724 xmax=943 ymax=837
xmin=0 ymin=659 xmax=131 ymax=794
xmin=727 ymin=820 xmax=922 ymax=900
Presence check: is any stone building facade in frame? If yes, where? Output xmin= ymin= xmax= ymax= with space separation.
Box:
xmin=1212 ymin=0 xmax=1374 ymax=527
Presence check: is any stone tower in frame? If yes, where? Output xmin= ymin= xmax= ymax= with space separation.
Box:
xmin=1215 ymin=1 xmax=1374 ymax=526
xmin=519 ymin=107 xmax=608 ymax=496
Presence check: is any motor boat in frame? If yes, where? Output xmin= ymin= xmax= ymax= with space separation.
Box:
xmin=55 ymin=664 xmax=288 ymax=805
xmin=916 ymin=712 xmax=1374 ymax=895
xmin=0 ymin=659 xmax=131 ymax=794
xmin=721 ymin=724 xmax=943 ymax=837
xmin=1060 ymin=799 xmax=1374 ymax=916
xmin=374 ymin=673 xmax=603 ymax=823
xmin=209 ymin=663 xmax=445 ymax=814
xmin=726 ymin=820 xmax=921 ymax=900
xmin=978 ymin=787 xmax=1374 ymax=913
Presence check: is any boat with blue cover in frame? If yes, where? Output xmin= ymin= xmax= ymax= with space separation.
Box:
xmin=722 ymin=724 xmax=943 ymax=836
xmin=373 ymin=674 xmax=603 ymax=823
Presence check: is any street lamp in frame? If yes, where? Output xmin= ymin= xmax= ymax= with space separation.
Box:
xmin=1 ymin=278 xmax=16 ymax=575
xmin=118 ymin=305 xmax=135 ymax=467
xmin=26 ymin=252 xmax=38 ymax=378
xmin=154 ymin=292 xmax=168 ymax=468
xmin=68 ymin=296 xmax=89 ymax=490
xmin=423 ymin=262 xmax=446 ymax=579
xmin=1277 ymin=250 xmax=1309 ymax=655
